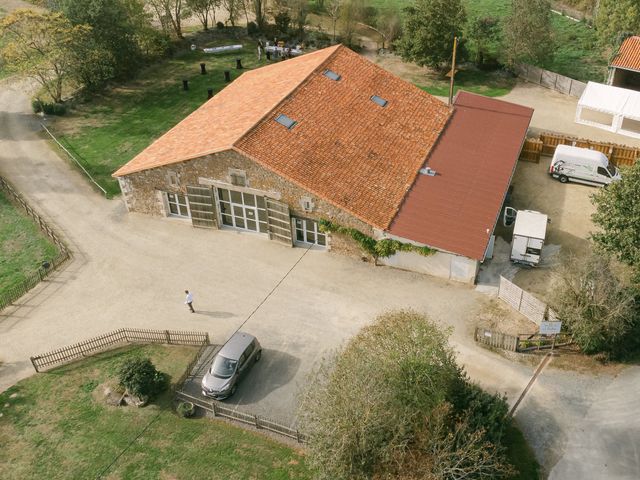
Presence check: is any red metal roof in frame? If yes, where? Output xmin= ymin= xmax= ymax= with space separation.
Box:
xmin=388 ymin=91 xmax=534 ymax=260
xmin=611 ymin=36 xmax=640 ymax=72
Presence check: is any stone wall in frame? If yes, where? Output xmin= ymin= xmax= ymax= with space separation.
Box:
xmin=118 ymin=149 xmax=374 ymax=257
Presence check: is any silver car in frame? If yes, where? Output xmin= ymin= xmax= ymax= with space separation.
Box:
xmin=201 ymin=331 xmax=262 ymax=400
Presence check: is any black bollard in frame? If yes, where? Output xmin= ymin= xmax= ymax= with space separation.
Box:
xmin=182 ymin=79 xmax=189 ymax=91
xmin=266 ymin=51 xmax=271 ymax=61
xmin=207 ymin=88 xmax=213 ymax=99
xmin=200 ymin=63 xmax=207 ymax=74
xmin=236 ymin=58 xmax=243 ymax=69
xmin=224 ymin=70 xmax=231 ymax=82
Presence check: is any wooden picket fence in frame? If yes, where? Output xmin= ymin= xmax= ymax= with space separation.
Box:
xmin=521 ymin=131 xmax=640 ymax=166
xmin=175 ymin=391 xmax=307 ymax=443
xmin=0 ymin=176 xmax=71 ymax=311
xmin=30 ymin=328 xmax=210 ymax=372
xmin=474 ymin=328 xmax=573 ymax=353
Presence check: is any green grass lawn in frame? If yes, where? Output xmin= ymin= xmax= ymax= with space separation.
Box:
xmin=53 ymin=36 xmax=265 ymax=197
xmin=0 ymin=189 xmax=59 ymax=298
xmin=418 ymin=68 xmax=516 ymax=97
xmin=0 ymin=344 xmax=310 ymax=480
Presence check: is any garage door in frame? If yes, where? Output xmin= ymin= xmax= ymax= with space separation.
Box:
xmin=265 ymin=197 xmax=292 ymax=246
xmin=186 ymin=185 xmax=216 ymax=229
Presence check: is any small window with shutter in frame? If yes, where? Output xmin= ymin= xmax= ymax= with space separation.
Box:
xmin=229 ymin=169 xmax=247 ymax=187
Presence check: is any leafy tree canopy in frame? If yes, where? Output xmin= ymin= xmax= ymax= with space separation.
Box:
xmin=395 ymin=0 xmax=466 ymax=69
xmin=503 ymin=0 xmax=554 ymax=66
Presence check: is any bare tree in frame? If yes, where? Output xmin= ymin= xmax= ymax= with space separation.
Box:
xmin=185 ymin=0 xmax=220 ymax=30
xmin=338 ymin=0 xmax=363 ymax=47
xmin=326 ymin=0 xmax=341 ymax=42
xmin=221 ymin=0 xmax=240 ymax=26
xmin=251 ymin=0 xmax=268 ymax=30
xmin=148 ymin=0 xmax=185 ymax=39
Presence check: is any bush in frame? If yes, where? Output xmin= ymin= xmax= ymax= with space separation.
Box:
xmin=247 ymin=21 xmax=258 ymax=35
xmin=32 ymin=99 xmax=67 ymax=116
xmin=177 ymin=401 xmax=195 ymax=418
xmin=216 ymin=21 xmax=224 ymax=30
xmin=118 ymin=357 xmax=168 ymax=400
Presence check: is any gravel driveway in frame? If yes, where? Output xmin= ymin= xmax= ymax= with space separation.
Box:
xmin=1 ymin=62 xmax=639 ymax=479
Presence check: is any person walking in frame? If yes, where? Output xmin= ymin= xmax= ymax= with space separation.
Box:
xmin=184 ymin=290 xmax=195 ymax=313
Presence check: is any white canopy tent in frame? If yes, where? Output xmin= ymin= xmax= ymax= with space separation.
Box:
xmin=576 ymin=82 xmax=640 ymax=139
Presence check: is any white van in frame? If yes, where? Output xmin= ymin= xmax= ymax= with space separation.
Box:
xmin=509 ymin=210 xmax=547 ymax=266
xmin=549 ymin=145 xmax=621 ymax=186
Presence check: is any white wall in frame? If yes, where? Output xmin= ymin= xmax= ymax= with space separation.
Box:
xmin=378 ymin=250 xmax=479 ymax=284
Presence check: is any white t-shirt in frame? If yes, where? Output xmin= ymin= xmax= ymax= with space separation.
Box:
xmin=185 ymin=292 xmax=193 ymax=304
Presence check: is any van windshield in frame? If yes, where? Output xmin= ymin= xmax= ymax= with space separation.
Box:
xmin=607 ymin=164 xmax=617 ymax=177
xmin=211 ymin=355 xmax=237 ymax=378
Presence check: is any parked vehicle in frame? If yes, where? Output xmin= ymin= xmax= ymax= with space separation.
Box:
xmin=510 ymin=210 xmax=548 ymax=266
xmin=549 ymin=145 xmax=621 ymax=186
xmin=201 ymin=331 xmax=262 ymax=400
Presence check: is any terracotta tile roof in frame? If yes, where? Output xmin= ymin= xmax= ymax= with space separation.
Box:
xmin=113 ymin=45 xmax=341 ymax=177
xmin=235 ymin=47 xmax=451 ymax=229
xmin=389 ymin=92 xmax=534 ymax=260
xmin=611 ymin=36 xmax=640 ymax=72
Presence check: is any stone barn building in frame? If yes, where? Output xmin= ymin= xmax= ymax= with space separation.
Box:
xmin=114 ymin=45 xmax=533 ymax=283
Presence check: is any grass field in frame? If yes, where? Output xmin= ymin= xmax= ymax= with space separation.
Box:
xmin=52 ymin=35 xmax=264 ymax=196
xmin=418 ymin=68 xmax=516 ymax=97
xmin=0 ymin=344 xmax=310 ymax=480
xmin=0 ymin=190 xmax=59 ymax=298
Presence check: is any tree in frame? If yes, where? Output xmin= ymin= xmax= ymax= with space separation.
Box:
xmin=503 ymin=0 xmax=553 ymax=66
xmin=550 ymin=251 xmax=638 ymax=357
xmin=339 ymin=0 xmax=364 ymax=48
xmin=326 ymin=0 xmax=341 ymax=42
xmin=148 ymin=0 xmax=185 ymax=38
xmin=374 ymin=1 xmax=402 ymax=50
xmin=251 ymin=0 xmax=268 ymax=31
xmin=221 ymin=0 xmax=240 ymax=27
xmin=299 ymin=310 xmax=514 ymax=480
xmin=186 ymin=0 xmax=220 ymax=30
xmin=595 ymin=0 xmax=640 ymax=46
xmin=467 ymin=15 xmax=501 ymax=67
xmin=59 ymin=0 xmax=159 ymax=81
xmin=592 ymin=161 xmax=640 ymax=271
xmin=0 ymin=9 xmax=94 ymax=103
xmin=395 ymin=0 xmax=466 ymax=69
xmin=289 ymin=0 xmax=310 ymax=37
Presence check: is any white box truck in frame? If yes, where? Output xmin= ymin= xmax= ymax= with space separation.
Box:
xmin=549 ymin=145 xmax=621 ymax=186
xmin=511 ymin=210 xmax=548 ymax=266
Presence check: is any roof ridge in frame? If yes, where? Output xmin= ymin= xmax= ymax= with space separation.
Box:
xmin=232 ymin=44 xmax=343 ymax=149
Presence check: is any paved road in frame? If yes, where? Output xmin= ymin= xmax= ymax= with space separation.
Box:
xmin=1 ymin=49 xmax=639 ymax=480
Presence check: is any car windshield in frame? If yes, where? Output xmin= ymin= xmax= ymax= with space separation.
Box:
xmin=607 ymin=164 xmax=617 ymax=177
xmin=211 ymin=355 xmax=237 ymax=378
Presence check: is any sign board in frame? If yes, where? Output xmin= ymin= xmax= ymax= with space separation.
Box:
xmin=540 ymin=321 xmax=562 ymax=335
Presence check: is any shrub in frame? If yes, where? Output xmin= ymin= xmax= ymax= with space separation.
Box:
xmin=177 ymin=401 xmax=195 ymax=418
xmin=246 ymin=21 xmax=258 ymax=35
xmin=216 ymin=21 xmax=224 ymax=30
xmin=118 ymin=357 xmax=168 ymax=400
xmin=32 ymin=99 xmax=67 ymax=115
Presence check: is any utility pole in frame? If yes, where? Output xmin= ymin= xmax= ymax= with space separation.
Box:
xmin=448 ymin=36 xmax=458 ymax=107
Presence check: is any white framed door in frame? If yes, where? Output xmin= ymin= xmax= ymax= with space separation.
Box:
xmin=217 ymin=187 xmax=268 ymax=233
xmin=292 ymin=217 xmax=326 ymax=247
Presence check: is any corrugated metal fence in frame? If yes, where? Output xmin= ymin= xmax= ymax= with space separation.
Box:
xmin=514 ymin=63 xmax=587 ymax=97
xmin=498 ymin=276 xmax=555 ymax=326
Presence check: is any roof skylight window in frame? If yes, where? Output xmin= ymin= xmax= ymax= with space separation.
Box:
xmin=370 ymin=95 xmax=388 ymax=107
xmin=275 ymin=114 xmax=297 ymax=129
xmin=323 ymin=69 xmax=341 ymax=81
